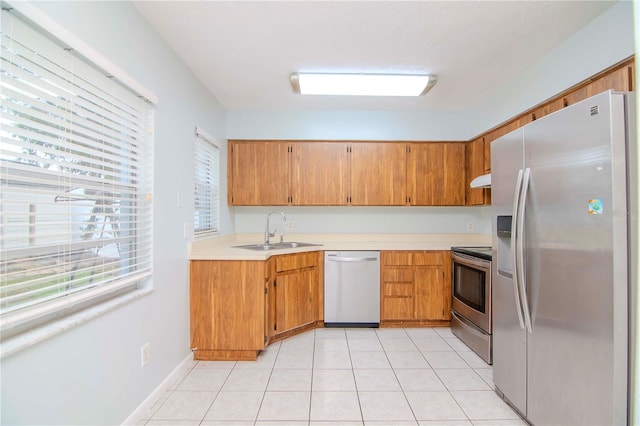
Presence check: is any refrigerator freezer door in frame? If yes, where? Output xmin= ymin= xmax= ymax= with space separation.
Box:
xmin=491 ymin=128 xmax=527 ymax=416
xmin=524 ymin=91 xmax=628 ymax=425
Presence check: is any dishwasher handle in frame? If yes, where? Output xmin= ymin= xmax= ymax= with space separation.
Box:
xmin=326 ymin=254 xmax=378 ymax=262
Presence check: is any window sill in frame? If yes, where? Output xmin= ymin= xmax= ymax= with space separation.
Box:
xmin=193 ymin=230 xmax=220 ymax=240
xmin=0 ymin=288 xmax=153 ymax=360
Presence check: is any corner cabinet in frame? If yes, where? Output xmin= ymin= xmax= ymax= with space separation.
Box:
xmin=191 ymin=252 xmax=323 ymax=360
xmin=190 ymin=259 xmax=268 ymax=360
xmin=380 ymin=250 xmax=452 ymax=326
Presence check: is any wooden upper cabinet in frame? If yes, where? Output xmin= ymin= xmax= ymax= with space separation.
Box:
xmin=530 ymin=98 xmax=565 ymax=123
xmin=587 ymin=61 xmax=634 ymax=96
xmin=228 ymin=140 xmax=290 ymax=205
xmin=291 ymin=142 xmax=349 ymax=206
xmin=563 ymin=86 xmax=589 ymax=108
xmin=466 ymin=137 xmax=485 ymax=206
xmin=408 ymin=142 xmax=466 ymax=206
xmin=350 ymin=142 xmax=407 ymax=206
xmin=483 ymin=135 xmax=491 ymax=172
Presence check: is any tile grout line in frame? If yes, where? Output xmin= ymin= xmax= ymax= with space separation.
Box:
xmin=390 ymin=328 xmax=421 ymax=425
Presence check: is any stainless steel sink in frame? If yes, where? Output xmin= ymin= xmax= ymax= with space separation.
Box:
xmin=233 ymin=241 xmax=322 ymax=251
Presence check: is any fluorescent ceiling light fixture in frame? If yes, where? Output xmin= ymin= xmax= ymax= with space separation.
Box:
xmin=290 ymin=73 xmax=437 ymax=96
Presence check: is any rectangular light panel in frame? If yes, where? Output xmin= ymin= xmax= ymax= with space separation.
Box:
xmin=291 ymin=73 xmax=436 ymax=96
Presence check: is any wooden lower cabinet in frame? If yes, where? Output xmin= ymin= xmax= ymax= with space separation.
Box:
xmin=190 ymin=259 xmax=268 ymax=360
xmin=190 ymin=251 xmax=322 ymax=360
xmin=191 ymin=249 xmax=453 ymax=359
xmin=270 ymin=251 xmax=322 ymax=341
xmin=380 ymin=250 xmax=451 ymax=326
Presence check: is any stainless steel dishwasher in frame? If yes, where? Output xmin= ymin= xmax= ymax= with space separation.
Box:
xmin=324 ymin=251 xmax=380 ymax=327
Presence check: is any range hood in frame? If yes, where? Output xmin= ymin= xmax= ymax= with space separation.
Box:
xmin=470 ymin=173 xmax=491 ymax=188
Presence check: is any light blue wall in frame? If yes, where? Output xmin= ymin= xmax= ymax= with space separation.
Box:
xmin=234 ymin=206 xmax=492 ymax=235
xmin=1 ymin=2 xmax=230 ymax=425
xmin=227 ymin=110 xmax=468 ymax=140
xmin=466 ymin=0 xmax=636 ymax=137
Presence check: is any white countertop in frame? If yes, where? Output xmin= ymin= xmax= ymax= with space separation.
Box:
xmin=189 ymin=233 xmax=492 ymax=260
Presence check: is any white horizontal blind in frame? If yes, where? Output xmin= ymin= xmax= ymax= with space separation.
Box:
xmin=193 ymin=127 xmax=219 ymax=235
xmin=0 ymin=10 xmax=154 ymax=337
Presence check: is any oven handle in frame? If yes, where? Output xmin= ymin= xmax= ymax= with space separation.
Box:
xmin=511 ymin=169 xmax=526 ymax=330
xmin=516 ymin=167 xmax=533 ymax=333
xmin=451 ymin=252 xmax=490 ymax=270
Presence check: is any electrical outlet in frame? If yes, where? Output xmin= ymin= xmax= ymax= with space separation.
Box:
xmin=141 ymin=343 xmax=150 ymax=368
xmin=183 ymin=222 xmax=190 ymax=239
xmin=284 ymin=221 xmax=294 ymax=231
xmin=467 ymin=223 xmax=474 ymax=232
xmin=177 ymin=191 xmax=183 ymax=208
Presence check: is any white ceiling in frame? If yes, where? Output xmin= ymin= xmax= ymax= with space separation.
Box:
xmin=133 ymin=1 xmax=617 ymax=113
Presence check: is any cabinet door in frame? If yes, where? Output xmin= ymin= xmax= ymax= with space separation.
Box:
xmin=587 ymin=62 xmax=635 ymax=96
xmin=275 ymin=269 xmax=317 ymax=334
xmin=228 ymin=141 xmax=290 ymax=205
xmin=291 ymin=142 xmax=349 ymax=205
xmin=190 ymin=260 xmax=265 ymax=351
xmin=415 ymin=266 xmax=450 ymax=320
xmin=350 ymin=142 xmax=407 ymax=205
xmin=466 ymin=137 xmax=486 ymax=206
xmin=530 ymin=98 xmax=565 ymax=122
xmin=265 ymin=259 xmax=276 ymax=344
xmin=409 ymin=143 xmax=466 ymax=206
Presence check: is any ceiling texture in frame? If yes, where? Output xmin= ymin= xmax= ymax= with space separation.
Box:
xmin=133 ymin=1 xmax=617 ymax=113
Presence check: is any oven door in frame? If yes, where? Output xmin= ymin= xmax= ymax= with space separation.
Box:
xmin=451 ymin=252 xmax=491 ymax=333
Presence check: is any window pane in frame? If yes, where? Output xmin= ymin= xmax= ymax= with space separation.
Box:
xmin=0 ymin=10 xmax=154 ymax=337
xmin=193 ymin=129 xmax=219 ymax=235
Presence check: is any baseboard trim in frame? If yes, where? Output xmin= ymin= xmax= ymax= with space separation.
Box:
xmin=121 ymin=352 xmax=194 ymax=425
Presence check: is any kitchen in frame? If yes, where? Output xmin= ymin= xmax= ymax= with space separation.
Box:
xmin=0 ymin=1 xmax=637 ymax=425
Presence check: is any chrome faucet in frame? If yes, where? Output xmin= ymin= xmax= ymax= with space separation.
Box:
xmin=265 ymin=210 xmax=286 ymax=244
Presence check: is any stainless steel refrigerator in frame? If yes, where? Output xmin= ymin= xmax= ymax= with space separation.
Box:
xmin=491 ymin=90 xmax=637 ymax=425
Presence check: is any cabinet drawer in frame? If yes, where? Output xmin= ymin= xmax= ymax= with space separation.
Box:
xmin=382 ymin=297 xmax=414 ymax=320
xmin=382 ymin=252 xmax=412 ymax=266
xmin=383 ymin=282 xmax=413 ymax=297
xmin=382 ymin=269 xmax=413 ymax=283
xmin=383 ymin=251 xmax=445 ymax=266
xmin=275 ymin=252 xmax=317 ymax=272
xmin=412 ymin=251 xmax=444 ymax=266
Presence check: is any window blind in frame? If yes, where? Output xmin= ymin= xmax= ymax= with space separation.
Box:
xmin=193 ymin=127 xmax=219 ymax=236
xmin=0 ymin=10 xmax=154 ymax=337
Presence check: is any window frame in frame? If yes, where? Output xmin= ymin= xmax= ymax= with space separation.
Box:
xmin=0 ymin=5 xmax=156 ymax=347
xmin=193 ymin=127 xmax=220 ymax=237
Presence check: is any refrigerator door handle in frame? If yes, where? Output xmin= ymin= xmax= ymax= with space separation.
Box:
xmin=511 ymin=169 xmax=526 ymax=330
xmin=517 ymin=167 xmax=533 ymax=333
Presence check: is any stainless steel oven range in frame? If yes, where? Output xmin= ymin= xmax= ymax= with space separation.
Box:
xmin=450 ymin=246 xmax=492 ymax=364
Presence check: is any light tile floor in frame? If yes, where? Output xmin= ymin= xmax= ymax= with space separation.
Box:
xmin=142 ymin=327 xmax=525 ymax=425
